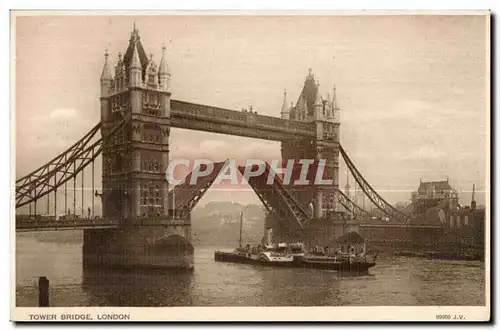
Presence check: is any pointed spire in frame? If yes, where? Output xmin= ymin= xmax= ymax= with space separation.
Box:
xmin=281 ymin=89 xmax=288 ymax=112
xmin=100 ymin=49 xmax=112 ymax=81
xmin=159 ymin=43 xmax=169 ymax=75
xmin=314 ymin=82 xmax=322 ymax=106
xmin=128 ymin=41 xmax=142 ymax=87
xmin=332 ymin=84 xmax=339 ymax=110
xmin=305 ymin=68 xmax=315 ymax=82
xmin=280 ymin=89 xmax=290 ymax=119
xmin=130 ymin=22 xmax=140 ymax=42
xmin=325 ymin=91 xmax=333 ymax=119
xmin=130 ymin=42 xmax=141 ymax=69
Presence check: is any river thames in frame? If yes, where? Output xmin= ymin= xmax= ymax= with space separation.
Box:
xmin=15 ymin=232 xmax=485 ymax=307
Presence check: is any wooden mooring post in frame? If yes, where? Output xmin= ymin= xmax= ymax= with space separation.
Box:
xmin=38 ymin=276 xmax=49 ymax=307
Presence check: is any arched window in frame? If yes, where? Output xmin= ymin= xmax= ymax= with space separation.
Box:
xmin=464 ymin=215 xmax=469 ymax=226
xmin=449 ymin=215 xmax=454 ymax=228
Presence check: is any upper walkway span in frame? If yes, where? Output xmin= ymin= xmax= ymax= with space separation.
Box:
xmin=171 ymin=100 xmax=316 ymax=141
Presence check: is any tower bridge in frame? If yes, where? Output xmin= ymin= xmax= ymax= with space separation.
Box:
xmin=15 ymin=26 xmax=417 ymax=269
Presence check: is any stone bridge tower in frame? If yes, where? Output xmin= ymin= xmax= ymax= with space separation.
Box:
xmin=99 ymin=26 xmax=171 ymax=221
xmin=83 ymin=26 xmax=193 ymax=269
xmin=268 ymin=69 xmax=340 ymax=245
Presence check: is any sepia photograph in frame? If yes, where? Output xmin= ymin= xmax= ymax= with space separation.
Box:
xmin=11 ymin=11 xmax=490 ymax=321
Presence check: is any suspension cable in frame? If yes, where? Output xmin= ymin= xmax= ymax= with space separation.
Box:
xmin=16 ymin=117 xmax=128 ymax=209
xmin=339 ymin=144 xmax=409 ymax=222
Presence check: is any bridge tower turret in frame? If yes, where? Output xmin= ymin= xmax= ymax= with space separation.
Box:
xmin=280 ymin=89 xmax=290 ymax=120
xmin=128 ymin=41 xmax=142 ymax=88
xmin=158 ymin=44 xmax=171 ymax=93
xmin=100 ymin=49 xmax=112 ymax=123
xmin=276 ymin=68 xmax=341 ymax=246
xmin=85 ymin=26 xmax=193 ymax=270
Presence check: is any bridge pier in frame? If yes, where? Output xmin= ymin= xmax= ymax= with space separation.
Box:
xmin=302 ymin=215 xmax=360 ymax=248
xmin=82 ymin=219 xmax=193 ymax=270
xmin=265 ymin=211 xmax=360 ymax=248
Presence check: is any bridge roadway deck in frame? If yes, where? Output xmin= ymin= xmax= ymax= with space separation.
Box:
xmin=358 ymin=223 xmax=441 ymax=229
xmin=15 ymin=217 xmax=191 ymax=232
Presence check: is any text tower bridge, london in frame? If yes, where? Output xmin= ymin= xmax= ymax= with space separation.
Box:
xmin=15 ymin=27 xmax=412 ymax=269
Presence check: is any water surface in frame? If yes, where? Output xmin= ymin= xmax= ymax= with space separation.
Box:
xmin=16 ymin=233 xmax=485 ymax=306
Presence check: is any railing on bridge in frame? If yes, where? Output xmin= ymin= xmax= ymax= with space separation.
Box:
xmin=15 ymin=216 xmax=120 ymax=232
xmin=170 ymin=99 xmax=316 ymax=140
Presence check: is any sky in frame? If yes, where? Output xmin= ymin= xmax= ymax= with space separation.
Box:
xmin=14 ymin=13 xmax=489 ymax=214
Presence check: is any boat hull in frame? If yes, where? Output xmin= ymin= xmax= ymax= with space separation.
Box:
xmin=214 ymin=251 xmax=375 ymax=273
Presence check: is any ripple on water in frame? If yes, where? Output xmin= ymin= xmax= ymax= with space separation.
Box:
xmin=15 ymin=237 xmax=486 ymax=307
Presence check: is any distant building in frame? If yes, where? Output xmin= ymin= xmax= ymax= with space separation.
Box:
xmin=411 ymin=179 xmax=459 ymax=215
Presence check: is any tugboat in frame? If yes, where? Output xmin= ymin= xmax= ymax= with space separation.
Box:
xmin=298 ymin=231 xmax=377 ymax=272
xmin=214 ymin=212 xmax=376 ymax=273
